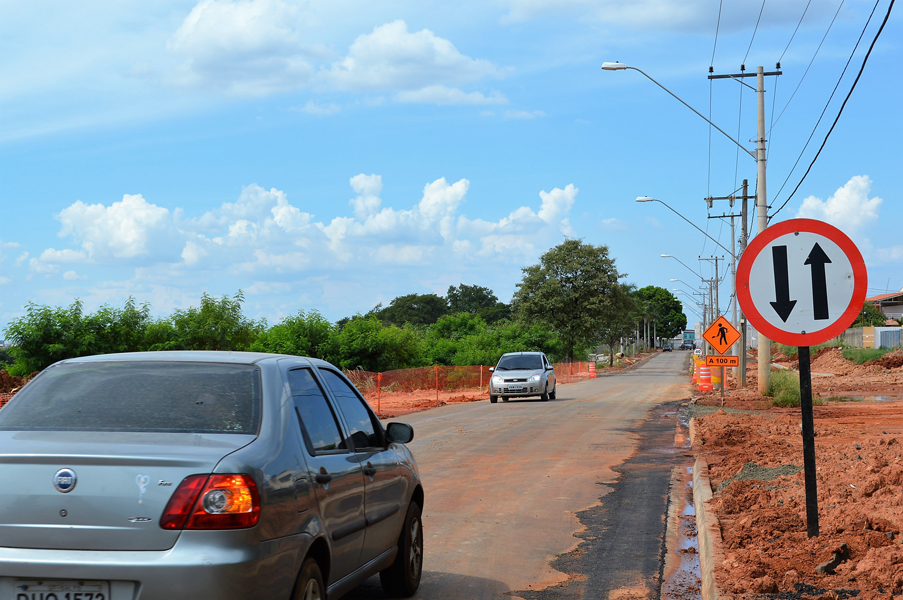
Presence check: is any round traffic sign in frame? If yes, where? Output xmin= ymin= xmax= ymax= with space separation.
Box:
xmin=737 ymin=219 xmax=867 ymax=347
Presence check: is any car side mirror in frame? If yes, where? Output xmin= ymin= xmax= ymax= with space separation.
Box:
xmin=488 ymin=367 xmax=494 ymax=372
xmin=386 ymin=422 xmax=414 ymax=444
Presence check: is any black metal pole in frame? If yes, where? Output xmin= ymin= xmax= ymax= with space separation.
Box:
xmin=798 ymin=345 xmax=820 ymax=537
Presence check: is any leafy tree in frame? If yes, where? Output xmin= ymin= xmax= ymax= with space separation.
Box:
xmin=250 ymin=310 xmax=336 ymax=358
xmin=3 ymin=298 xmax=153 ymax=375
xmin=167 ymin=291 xmax=264 ymax=351
xmin=597 ymin=284 xmax=638 ymax=366
xmin=446 ymin=284 xmax=511 ymax=323
xmin=634 ymin=286 xmax=687 ymax=343
xmin=335 ymin=316 xmax=423 ymax=371
xmin=377 ymin=293 xmax=448 ymax=326
xmin=513 ymin=239 xmax=624 ymax=361
xmin=853 ymin=301 xmax=890 ymax=327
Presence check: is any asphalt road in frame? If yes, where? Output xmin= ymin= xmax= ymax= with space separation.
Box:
xmin=346 ymin=351 xmax=693 ymax=600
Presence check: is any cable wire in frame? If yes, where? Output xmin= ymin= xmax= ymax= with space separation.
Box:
xmin=779 ymin=0 xmax=814 ymax=62
xmin=770 ymin=0 xmax=880 ymax=207
xmin=743 ymin=0 xmax=768 ymax=65
xmin=711 ymin=0 xmax=724 ymax=66
xmin=769 ymin=0 xmax=846 ymax=134
xmin=770 ymin=0 xmax=895 ymax=221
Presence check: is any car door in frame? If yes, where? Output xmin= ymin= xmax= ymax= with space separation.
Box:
xmin=543 ymin=354 xmax=556 ymax=390
xmin=318 ymin=367 xmax=408 ymax=565
xmin=287 ymin=367 xmax=366 ymax=583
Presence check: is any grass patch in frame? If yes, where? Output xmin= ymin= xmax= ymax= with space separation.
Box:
xmin=841 ymin=347 xmax=890 ymax=365
xmin=765 ymin=370 xmax=801 ymax=407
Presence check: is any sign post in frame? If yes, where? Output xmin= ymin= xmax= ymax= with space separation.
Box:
xmin=737 ymin=219 xmax=867 ymax=537
xmin=702 ymin=316 xmax=741 ymax=404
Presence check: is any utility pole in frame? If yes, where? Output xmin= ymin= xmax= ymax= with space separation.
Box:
xmin=705 ymin=178 xmax=754 ymax=387
xmin=708 ymin=65 xmax=781 ymax=395
xmin=701 ymin=256 xmax=722 ymax=390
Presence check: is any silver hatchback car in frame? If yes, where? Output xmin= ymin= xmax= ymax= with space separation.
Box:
xmin=0 ymin=352 xmax=424 ymax=600
xmin=488 ymin=351 xmax=557 ymax=403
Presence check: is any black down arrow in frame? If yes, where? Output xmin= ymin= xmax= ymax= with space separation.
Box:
xmin=805 ymin=242 xmax=832 ymax=320
xmin=770 ymin=245 xmax=797 ymax=322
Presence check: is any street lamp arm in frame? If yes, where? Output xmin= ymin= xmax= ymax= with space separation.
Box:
xmin=642 ymin=198 xmax=734 ymax=256
xmin=609 ymin=65 xmax=756 ymax=160
xmin=661 ymin=254 xmax=703 ymax=279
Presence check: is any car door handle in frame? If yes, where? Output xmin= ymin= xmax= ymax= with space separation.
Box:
xmin=315 ymin=467 xmax=332 ymax=485
xmin=363 ymin=463 xmax=377 ymax=477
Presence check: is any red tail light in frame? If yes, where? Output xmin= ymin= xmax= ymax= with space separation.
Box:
xmin=160 ymin=474 xmax=260 ymax=530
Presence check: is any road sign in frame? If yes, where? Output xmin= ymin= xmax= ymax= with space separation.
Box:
xmin=706 ymin=355 xmax=739 ymax=367
xmin=737 ymin=219 xmax=867 ymax=347
xmin=702 ymin=316 xmax=741 ymax=355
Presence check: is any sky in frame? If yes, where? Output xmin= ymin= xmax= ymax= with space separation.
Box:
xmin=0 ymin=0 xmax=900 ymax=334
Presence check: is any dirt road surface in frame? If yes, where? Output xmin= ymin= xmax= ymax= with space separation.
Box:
xmin=345 ymin=351 xmax=693 ymax=599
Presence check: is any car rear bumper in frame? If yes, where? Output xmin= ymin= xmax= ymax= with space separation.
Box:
xmin=0 ymin=531 xmax=307 ymax=600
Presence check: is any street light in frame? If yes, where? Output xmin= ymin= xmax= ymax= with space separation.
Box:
xmin=601 ymin=62 xmax=755 ymax=160
xmin=661 ymin=254 xmax=702 ymax=279
xmin=671 ymin=278 xmax=700 ymax=290
xmin=638 ymin=197 xmax=734 ymax=257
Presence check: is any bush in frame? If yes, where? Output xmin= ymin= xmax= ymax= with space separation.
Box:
xmin=766 ymin=370 xmax=801 ymax=407
xmin=842 ymin=347 xmax=890 ymax=365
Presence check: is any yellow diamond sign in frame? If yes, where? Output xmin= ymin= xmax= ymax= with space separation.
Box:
xmin=703 ymin=316 xmax=741 ymax=355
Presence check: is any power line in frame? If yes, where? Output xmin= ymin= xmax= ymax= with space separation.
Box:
xmin=770 ymin=0 xmax=881 ymax=208
xmin=769 ymin=0 xmax=846 ymax=134
xmin=770 ymin=0 xmax=895 ymax=221
xmin=779 ymin=0 xmax=814 ymax=63
xmin=711 ymin=0 xmax=724 ymax=66
xmin=743 ymin=0 xmax=768 ymax=65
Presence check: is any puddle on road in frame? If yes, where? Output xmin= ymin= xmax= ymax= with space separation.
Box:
xmin=818 ymin=392 xmax=903 ymax=403
xmin=662 ymin=465 xmax=702 ymax=600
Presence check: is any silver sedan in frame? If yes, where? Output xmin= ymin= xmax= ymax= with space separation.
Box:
xmin=489 ymin=351 xmax=557 ymax=403
xmin=0 ymin=351 xmax=424 ymax=600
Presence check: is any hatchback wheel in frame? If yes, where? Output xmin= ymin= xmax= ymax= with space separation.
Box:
xmin=380 ymin=501 xmax=423 ymax=597
xmin=490 ymin=395 xmax=498 ymax=403
xmin=549 ymin=387 xmax=556 ymax=400
xmin=540 ymin=385 xmax=549 ymax=401
xmin=295 ymin=557 xmax=324 ymax=600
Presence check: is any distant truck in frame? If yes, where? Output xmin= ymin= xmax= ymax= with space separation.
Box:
xmin=679 ymin=341 xmax=695 ymax=350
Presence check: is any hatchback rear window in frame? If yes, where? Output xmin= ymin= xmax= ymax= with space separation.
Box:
xmin=0 ymin=361 xmax=261 ymax=434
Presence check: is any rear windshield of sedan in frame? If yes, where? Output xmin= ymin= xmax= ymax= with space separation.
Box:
xmin=495 ymin=355 xmax=543 ymax=370
xmin=0 ymin=361 xmax=261 ymax=434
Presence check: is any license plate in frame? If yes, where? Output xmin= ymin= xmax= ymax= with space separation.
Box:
xmin=14 ymin=580 xmax=109 ymax=600
xmin=508 ymin=385 xmax=523 ymax=391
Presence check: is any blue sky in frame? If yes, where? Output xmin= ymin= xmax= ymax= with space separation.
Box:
xmin=1 ymin=0 xmax=900 ymax=332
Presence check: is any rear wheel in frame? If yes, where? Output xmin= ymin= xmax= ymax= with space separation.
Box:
xmin=549 ymin=387 xmax=556 ymax=400
xmin=540 ymin=386 xmax=549 ymax=401
xmin=490 ymin=395 xmax=498 ymax=403
xmin=380 ymin=501 xmax=423 ymax=597
xmin=294 ymin=557 xmax=324 ymax=600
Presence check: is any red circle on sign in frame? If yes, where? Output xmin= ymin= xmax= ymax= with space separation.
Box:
xmin=736 ymin=218 xmax=867 ymax=347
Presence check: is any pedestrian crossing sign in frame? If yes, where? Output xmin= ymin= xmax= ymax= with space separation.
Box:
xmin=703 ymin=316 xmax=741 ymax=355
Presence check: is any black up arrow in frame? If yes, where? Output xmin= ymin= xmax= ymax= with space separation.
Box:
xmin=805 ymin=242 xmax=832 ymax=320
xmin=770 ymin=245 xmax=797 ymax=322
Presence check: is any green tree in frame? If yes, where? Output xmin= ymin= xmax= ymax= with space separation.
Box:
xmin=335 ymin=316 xmax=423 ymax=371
xmin=168 ymin=291 xmax=264 ymax=351
xmin=250 ymin=310 xmax=337 ymax=358
xmin=446 ymin=284 xmax=511 ymax=323
xmin=634 ymin=285 xmax=687 ymax=343
xmin=597 ymin=284 xmax=638 ymax=366
xmin=513 ymin=239 xmax=624 ymax=361
xmin=852 ymin=301 xmax=889 ymax=327
xmin=377 ymin=293 xmax=448 ymax=326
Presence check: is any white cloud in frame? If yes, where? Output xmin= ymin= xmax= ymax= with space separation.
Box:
xmin=349 ymin=174 xmax=383 ymax=220
xmin=796 ymin=175 xmax=882 ymax=237
xmin=504 ymin=110 xmax=545 ymax=119
xmin=322 ymin=20 xmax=502 ymax=92
xmin=0 ymin=277 xmax=11 ymax=285
xmin=14 ymin=252 xmax=29 ymax=267
xmin=56 ymin=194 xmax=177 ymax=260
xmin=63 ymin=271 xmax=85 ymax=281
xmin=600 ymin=218 xmax=628 ymax=231
xmin=296 ymin=100 xmax=341 ymax=116
xmin=167 ymin=0 xmax=320 ymax=95
xmin=39 ymin=248 xmax=89 ymax=263
xmin=396 ymin=85 xmax=507 ymax=106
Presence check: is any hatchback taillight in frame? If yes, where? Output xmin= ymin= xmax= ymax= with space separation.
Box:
xmin=160 ymin=474 xmax=260 ymax=530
